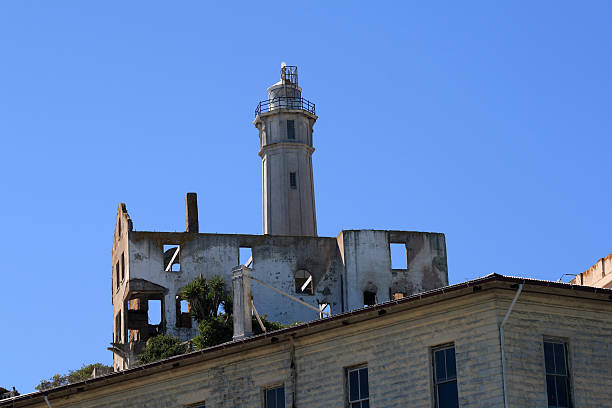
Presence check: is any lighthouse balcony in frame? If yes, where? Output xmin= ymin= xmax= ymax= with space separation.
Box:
xmin=255 ymin=96 xmax=316 ymax=117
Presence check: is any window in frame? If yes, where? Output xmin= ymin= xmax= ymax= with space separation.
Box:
xmin=163 ymin=244 xmax=181 ymax=272
xmin=120 ymin=252 xmax=125 ymax=281
xmin=295 ymin=269 xmax=313 ymax=295
xmin=148 ymin=299 xmax=162 ymax=325
xmin=363 ymin=290 xmax=376 ymax=307
xmin=433 ymin=344 xmax=459 ymax=408
xmin=347 ymin=366 xmax=369 ymax=408
xmin=287 ymin=120 xmax=295 ymax=139
xmin=115 ymin=261 xmax=120 ymax=289
xmin=289 ymin=172 xmax=297 ymax=189
xmin=240 ymin=246 xmax=252 ymax=267
xmin=319 ymin=303 xmax=330 ymax=318
xmin=544 ymin=340 xmax=571 ymax=408
xmin=390 ymin=243 xmax=407 ymax=269
xmin=176 ymin=296 xmax=192 ymax=328
xmin=264 ymin=385 xmax=285 ymax=408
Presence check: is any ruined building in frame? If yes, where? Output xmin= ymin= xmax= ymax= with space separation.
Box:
xmin=110 ymin=65 xmax=448 ymax=370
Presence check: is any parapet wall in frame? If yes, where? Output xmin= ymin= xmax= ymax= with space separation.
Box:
xmin=571 ymin=252 xmax=612 ymax=288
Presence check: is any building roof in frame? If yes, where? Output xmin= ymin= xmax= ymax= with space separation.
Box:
xmin=3 ymin=273 xmax=611 ymax=406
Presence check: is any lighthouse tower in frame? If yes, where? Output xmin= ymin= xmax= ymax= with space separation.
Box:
xmin=254 ymin=65 xmax=318 ymax=236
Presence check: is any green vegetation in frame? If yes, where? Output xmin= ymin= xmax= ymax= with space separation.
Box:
xmin=35 ymin=363 xmax=112 ymax=391
xmin=138 ymin=275 xmax=288 ymax=364
xmin=137 ymin=334 xmax=188 ymax=365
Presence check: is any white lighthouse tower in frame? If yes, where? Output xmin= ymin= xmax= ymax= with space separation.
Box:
xmin=254 ymin=64 xmax=318 ymax=236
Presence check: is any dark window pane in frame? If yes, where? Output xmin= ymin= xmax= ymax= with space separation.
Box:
xmin=266 ymin=389 xmax=275 ymax=408
xmin=546 ymin=375 xmax=557 ymax=406
xmin=438 ymin=381 xmax=459 ymax=408
xmin=555 ymin=376 xmax=569 ymax=407
xmin=554 ymin=343 xmax=567 ymax=375
xmin=435 ymin=349 xmax=446 ymax=382
xmin=362 ymin=401 xmax=370 ymax=408
xmin=445 ymin=348 xmax=456 ymax=380
xmin=350 ymin=403 xmax=360 ymax=408
xmin=544 ymin=342 xmax=556 ymax=374
xmin=287 ymin=120 xmax=295 ymax=139
xmin=359 ymin=368 xmax=369 ymax=398
xmin=276 ymin=387 xmax=285 ymax=407
xmin=349 ymin=370 xmax=359 ymax=402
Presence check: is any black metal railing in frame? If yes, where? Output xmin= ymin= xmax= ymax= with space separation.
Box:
xmin=255 ymin=96 xmax=316 ymax=116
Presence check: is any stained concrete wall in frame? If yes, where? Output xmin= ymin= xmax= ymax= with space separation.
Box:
xmin=111 ymin=206 xmax=448 ymax=369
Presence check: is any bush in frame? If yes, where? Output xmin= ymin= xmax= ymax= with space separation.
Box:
xmin=137 ymin=334 xmax=187 ymax=365
xmin=35 ymin=363 xmax=112 ymax=391
xmin=192 ymin=316 xmax=233 ymax=349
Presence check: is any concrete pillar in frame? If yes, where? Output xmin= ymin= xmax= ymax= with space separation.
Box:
xmin=232 ymin=265 xmax=253 ymax=340
xmin=185 ymin=192 xmax=199 ymax=233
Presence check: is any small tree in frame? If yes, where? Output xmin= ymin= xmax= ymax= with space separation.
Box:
xmin=36 ymin=363 xmax=112 ymax=391
xmin=137 ymin=334 xmax=187 ymax=365
xmin=181 ymin=275 xmax=232 ymax=322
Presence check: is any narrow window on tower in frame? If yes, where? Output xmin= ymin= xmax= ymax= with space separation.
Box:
xmin=289 ymin=172 xmax=297 ymax=189
xmin=287 ymin=120 xmax=295 ymax=139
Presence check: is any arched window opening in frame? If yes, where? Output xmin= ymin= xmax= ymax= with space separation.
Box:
xmin=295 ymin=269 xmax=313 ymax=295
xmin=175 ymin=295 xmax=192 ymax=329
xmin=364 ymin=290 xmax=377 ymax=307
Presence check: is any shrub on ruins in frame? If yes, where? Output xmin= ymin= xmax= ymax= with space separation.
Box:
xmin=179 ymin=274 xmax=289 ymax=350
xmin=137 ymin=334 xmax=187 ymax=365
xmin=35 ymin=363 xmax=112 ymax=391
xmin=180 ymin=275 xmax=232 ymax=323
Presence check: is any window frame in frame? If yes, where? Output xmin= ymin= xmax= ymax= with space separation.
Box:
xmin=289 ymin=172 xmax=297 ymax=189
xmin=345 ymin=364 xmax=369 ymax=408
xmin=287 ymin=120 xmax=295 ymax=140
xmin=431 ymin=343 xmax=459 ymax=408
xmin=543 ymin=338 xmax=572 ymax=408
xmin=263 ymin=383 xmax=285 ymax=408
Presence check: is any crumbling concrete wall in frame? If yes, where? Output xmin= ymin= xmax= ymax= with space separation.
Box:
xmin=111 ymin=205 xmax=448 ymax=370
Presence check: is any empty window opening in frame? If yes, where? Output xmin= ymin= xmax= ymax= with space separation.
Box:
xmin=117 ymin=220 xmax=121 ymax=237
xmin=115 ymin=261 xmax=120 ymax=289
xmin=544 ymin=340 xmax=571 ymax=408
xmin=390 ymin=243 xmax=408 ymax=269
xmin=120 ymin=252 xmax=125 ymax=281
xmin=363 ymin=290 xmax=377 ymax=307
xmin=433 ymin=343 xmax=459 ymax=408
xmin=264 ymin=385 xmax=285 ymax=408
xmin=148 ymin=299 xmax=162 ymax=325
xmin=347 ymin=366 xmax=369 ymax=408
xmin=175 ymin=296 xmax=192 ymax=328
xmin=295 ymin=270 xmax=313 ymax=295
xmin=239 ymin=247 xmax=252 ymax=267
xmin=114 ymin=312 xmax=122 ymax=343
xmin=319 ymin=303 xmax=331 ymax=318
xmin=289 ymin=172 xmax=297 ymax=189
xmin=163 ymin=244 xmax=181 ymax=272
xmin=287 ymin=120 xmax=295 ymax=139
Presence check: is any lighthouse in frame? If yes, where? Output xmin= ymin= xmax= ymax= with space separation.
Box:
xmin=254 ymin=65 xmax=318 ymax=236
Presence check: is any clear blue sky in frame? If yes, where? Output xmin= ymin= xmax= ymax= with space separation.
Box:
xmin=1 ymin=1 xmax=610 ymax=394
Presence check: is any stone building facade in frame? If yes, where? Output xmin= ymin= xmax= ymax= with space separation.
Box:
xmin=109 ymin=66 xmax=449 ymax=370
xmin=570 ymin=252 xmax=612 ymax=288
xmin=4 ymin=275 xmax=612 ymax=407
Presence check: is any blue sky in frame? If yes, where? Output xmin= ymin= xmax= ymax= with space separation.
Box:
xmin=1 ymin=1 xmax=610 ymax=393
